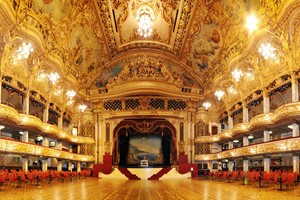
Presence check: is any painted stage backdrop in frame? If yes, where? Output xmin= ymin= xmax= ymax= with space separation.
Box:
xmin=127 ymin=135 xmax=163 ymax=165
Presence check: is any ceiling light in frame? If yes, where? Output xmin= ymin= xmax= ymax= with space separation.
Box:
xmin=67 ymin=90 xmax=76 ymax=99
xmin=19 ymin=131 xmax=26 ymax=135
xmin=288 ymin=125 xmax=293 ymax=129
xmin=214 ymin=90 xmax=224 ymax=101
xmin=248 ymin=135 xmax=254 ymax=139
xmin=136 ymin=6 xmax=155 ymax=38
xmin=268 ymin=131 xmax=272 ymax=134
xmin=233 ymin=139 xmax=239 ymax=143
xmin=258 ymin=42 xmax=276 ymax=60
xmin=17 ymin=42 xmax=34 ymax=60
xmin=202 ymin=101 xmax=211 ymax=110
xmin=0 ymin=125 xmax=5 ymax=130
xmin=79 ymin=104 xmax=87 ymax=112
xmin=246 ymin=14 xmax=258 ymax=32
xmin=231 ymin=69 xmax=243 ymax=82
xmin=48 ymin=72 xmax=60 ymax=84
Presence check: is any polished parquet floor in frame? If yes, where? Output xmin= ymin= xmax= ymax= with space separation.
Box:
xmin=1 ymin=177 xmax=300 ymax=200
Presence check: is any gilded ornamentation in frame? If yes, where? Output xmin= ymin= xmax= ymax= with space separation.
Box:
xmin=0 ymin=138 xmax=94 ymax=162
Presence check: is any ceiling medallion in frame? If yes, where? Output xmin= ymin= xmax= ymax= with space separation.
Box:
xmin=135 ymin=6 xmax=155 ymax=38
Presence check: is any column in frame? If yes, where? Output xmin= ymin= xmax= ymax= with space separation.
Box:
xmin=58 ymin=116 xmax=63 ymax=130
xmin=263 ymin=157 xmax=270 ymax=172
xmin=228 ymin=141 xmax=233 ymax=150
xmin=228 ymin=115 xmax=233 ymax=129
xmin=243 ymin=136 xmax=249 ymax=146
xmin=42 ymin=137 xmax=49 ymax=147
xmin=243 ymin=158 xmax=249 ymax=172
xmin=57 ymin=141 xmax=62 ymax=150
xmin=68 ymin=162 xmax=73 ymax=171
xmin=292 ymin=123 xmax=299 ymax=137
xmin=293 ymin=155 xmax=299 ymax=174
xmin=22 ymin=91 xmax=30 ymax=114
xmin=291 ymin=76 xmax=299 ymax=102
xmin=242 ymin=102 xmax=249 ymax=123
xmin=42 ymin=159 xmax=48 ymax=172
xmin=263 ymin=130 xmax=270 ymax=142
xmin=228 ymin=161 xmax=234 ymax=172
xmin=77 ymin=162 xmax=81 ymax=173
xmin=263 ymin=90 xmax=270 ymax=114
xmin=57 ymin=160 xmax=62 ymax=171
xmin=43 ymin=104 xmax=49 ymax=123
xmin=0 ymin=79 xmax=2 ymax=103
xmin=22 ymin=156 xmax=28 ymax=173
xmin=21 ymin=131 xmax=29 ymax=143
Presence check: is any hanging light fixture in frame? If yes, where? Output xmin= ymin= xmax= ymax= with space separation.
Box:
xmin=48 ymin=72 xmax=60 ymax=84
xmin=231 ymin=69 xmax=243 ymax=82
xmin=66 ymin=90 xmax=76 ymax=99
xmin=258 ymin=42 xmax=276 ymax=60
xmin=79 ymin=104 xmax=87 ymax=112
xmin=214 ymin=90 xmax=224 ymax=101
xmin=248 ymin=134 xmax=254 ymax=139
xmin=246 ymin=14 xmax=258 ymax=32
xmin=202 ymin=101 xmax=211 ymax=110
xmin=17 ymin=42 xmax=34 ymax=60
xmin=136 ymin=6 xmax=155 ymax=38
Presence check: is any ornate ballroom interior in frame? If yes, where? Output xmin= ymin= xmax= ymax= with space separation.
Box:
xmin=1 ymin=0 xmax=300 ymax=180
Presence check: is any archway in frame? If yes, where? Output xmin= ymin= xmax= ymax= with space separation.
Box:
xmin=113 ymin=119 xmax=177 ymax=167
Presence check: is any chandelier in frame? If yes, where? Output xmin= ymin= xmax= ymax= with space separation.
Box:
xmin=246 ymin=14 xmax=258 ymax=32
xmin=17 ymin=42 xmax=34 ymax=60
xmin=48 ymin=72 xmax=60 ymax=84
xmin=66 ymin=90 xmax=76 ymax=99
xmin=79 ymin=104 xmax=87 ymax=112
xmin=136 ymin=6 xmax=155 ymax=38
xmin=202 ymin=101 xmax=211 ymax=110
xmin=214 ymin=90 xmax=224 ymax=101
xmin=258 ymin=42 xmax=276 ymax=60
xmin=231 ymin=69 xmax=243 ymax=82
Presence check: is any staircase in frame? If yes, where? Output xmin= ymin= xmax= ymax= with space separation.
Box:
xmin=118 ymin=168 xmax=141 ymax=180
xmin=148 ymin=168 xmax=172 ymax=180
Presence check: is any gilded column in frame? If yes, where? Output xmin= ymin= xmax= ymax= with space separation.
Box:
xmin=77 ymin=161 xmax=81 ymax=173
xmin=292 ymin=123 xmax=299 ymax=137
xmin=42 ymin=159 xmax=48 ymax=172
xmin=263 ymin=129 xmax=270 ymax=142
xmin=43 ymin=104 xmax=49 ymax=123
xmin=228 ymin=141 xmax=233 ymax=150
xmin=263 ymin=90 xmax=270 ymax=114
xmin=22 ymin=156 xmax=28 ymax=173
xmin=263 ymin=156 xmax=270 ymax=172
xmin=243 ymin=158 xmax=249 ymax=172
xmin=293 ymin=155 xmax=299 ymax=174
xmin=242 ymin=102 xmax=249 ymax=123
xmin=22 ymin=90 xmax=30 ymax=114
xmin=291 ymin=75 xmax=299 ymax=102
xmin=57 ymin=160 xmax=62 ymax=171
xmin=228 ymin=161 xmax=234 ymax=172
xmin=243 ymin=136 xmax=249 ymax=146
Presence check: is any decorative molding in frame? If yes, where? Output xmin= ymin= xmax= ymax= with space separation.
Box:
xmin=195 ymin=102 xmax=300 ymax=143
xmin=0 ymin=138 xmax=94 ymax=162
xmin=0 ymin=104 xmax=95 ymax=144
xmin=195 ymin=136 xmax=300 ymax=161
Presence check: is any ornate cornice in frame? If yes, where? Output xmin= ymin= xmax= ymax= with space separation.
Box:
xmin=195 ymin=102 xmax=300 ymax=143
xmin=195 ymin=136 xmax=300 ymax=161
xmin=0 ymin=138 xmax=94 ymax=162
xmin=0 ymin=104 xmax=95 ymax=144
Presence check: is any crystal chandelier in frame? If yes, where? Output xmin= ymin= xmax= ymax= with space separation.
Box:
xmin=79 ymin=104 xmax=87 ymax=112
xmin=258 ymin=42 xmax=276 ymax=60
xmin=214 ymin=90 xmax=224 ymax=101
xmin=136 ymin=6 xmax=155 ymax=38
xmin=17 ymin=42 xmax=34 ymax=60
xmin=246 ymin=14 xmax=258 ymax=32
xmin=202 ymin=101 xmax=211 ymax=110
xmin=48 ymin=72 xmax=60 ymax=84
xmin=231 ymin=69 xmax=243 ymax=82
xmin=66 ymin=90 xmax=76 ymax=99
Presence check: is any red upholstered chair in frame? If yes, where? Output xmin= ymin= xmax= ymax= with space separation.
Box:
xmin=284 ymin=173 xmax=294 ymax=189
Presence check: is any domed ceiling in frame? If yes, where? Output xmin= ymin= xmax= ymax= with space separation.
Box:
xmin=0 ymin=0 xmax=299 ymax=111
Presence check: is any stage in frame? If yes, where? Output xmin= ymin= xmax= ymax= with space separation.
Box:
xmin=99 ymin=167 xmax=192 ymax=180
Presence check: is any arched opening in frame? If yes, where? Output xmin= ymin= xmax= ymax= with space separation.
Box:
xmin=113 ymin=119 xmax=177 ymax=168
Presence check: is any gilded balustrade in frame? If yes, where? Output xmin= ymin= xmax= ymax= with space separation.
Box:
xmin=195 ymin=136 xmax=300 ymax=161
xmin=0 ymin=104 xmax=95 ymax=144
xmin=0 ymin=138 xmax=94 ymax=162
xmin=195 ymin=102 xmax=300 ymax=143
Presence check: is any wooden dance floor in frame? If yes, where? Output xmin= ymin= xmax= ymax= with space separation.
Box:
xmin=1 ymin=177 xmax=300 ymax=200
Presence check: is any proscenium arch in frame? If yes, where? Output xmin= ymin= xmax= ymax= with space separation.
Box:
xmin=112 ymin=118 xmax=178 ymax=166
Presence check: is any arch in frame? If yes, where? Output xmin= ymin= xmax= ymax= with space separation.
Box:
xmin=113 ymin=118 xmax=177 ymax=167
